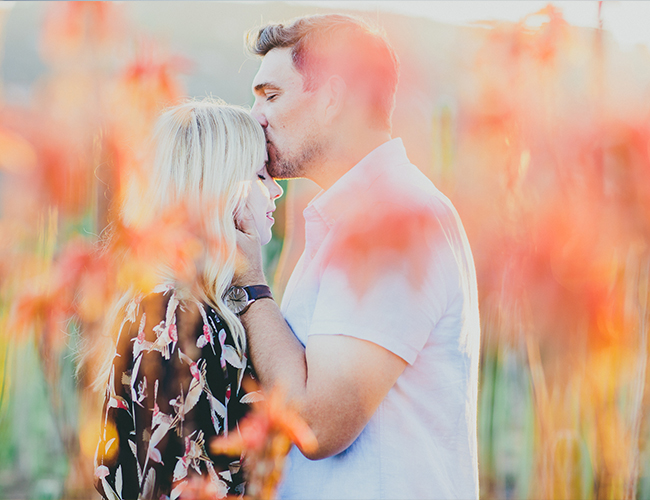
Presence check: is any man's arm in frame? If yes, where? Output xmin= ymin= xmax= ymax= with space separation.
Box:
xmin=235 ymin=208 xmax=407 ymax=460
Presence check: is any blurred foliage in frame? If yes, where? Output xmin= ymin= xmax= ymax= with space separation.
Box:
xmin=2 ymin=2 xmax=650 ymax=500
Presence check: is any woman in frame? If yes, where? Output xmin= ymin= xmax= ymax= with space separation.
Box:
xmin=94 ymin=99 xmax=282 ymax=500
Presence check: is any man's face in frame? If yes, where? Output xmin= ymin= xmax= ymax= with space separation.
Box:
xmin=251 ymin=48 xmax=324 ymax=179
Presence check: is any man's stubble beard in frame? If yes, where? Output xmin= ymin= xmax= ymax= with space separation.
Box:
xmin=267 ymin=136 xmax=325 ymax=180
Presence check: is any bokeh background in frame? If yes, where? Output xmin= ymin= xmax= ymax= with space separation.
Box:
xmin=2 ymin=1 xmax=650 ymax=499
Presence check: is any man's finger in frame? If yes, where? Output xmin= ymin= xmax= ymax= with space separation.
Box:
xmin=235 ymin=204 xmax=256 ymax=235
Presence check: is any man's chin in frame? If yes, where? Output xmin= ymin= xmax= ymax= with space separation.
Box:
xmin=268 ymin=161 xmax=298 ymax=180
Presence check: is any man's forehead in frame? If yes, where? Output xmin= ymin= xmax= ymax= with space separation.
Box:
xmin=251 ymin=47 xmax=301 ymax=90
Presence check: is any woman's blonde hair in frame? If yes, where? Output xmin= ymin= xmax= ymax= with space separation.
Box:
xmin=88 ymin=98 xmax=265 ymax=390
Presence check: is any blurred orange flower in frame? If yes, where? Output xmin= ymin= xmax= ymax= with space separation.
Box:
xmin=211 ymin=385 xmax=317 ymax=500
xmin=41 ymin=1 xmax=127 ymax=60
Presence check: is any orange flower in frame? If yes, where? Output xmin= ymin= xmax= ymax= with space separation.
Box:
xmin=118 ymin=41 xmax=193 ymax=117
xmin=41 ymin=1 xmax=127 ymax=61
xmin=211 ymin=385 xmax=317 ymax=500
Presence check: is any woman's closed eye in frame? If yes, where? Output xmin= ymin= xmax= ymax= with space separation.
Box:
xmin=258 ymin=162 xmax=270 ymax=181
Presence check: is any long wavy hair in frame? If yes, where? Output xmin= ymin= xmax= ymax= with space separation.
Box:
xmin=87 ymin=98 xmax=265 ymax=391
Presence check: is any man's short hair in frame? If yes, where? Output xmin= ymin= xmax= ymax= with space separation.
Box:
xmin=247 ymin=14 xmax=400 ymax=130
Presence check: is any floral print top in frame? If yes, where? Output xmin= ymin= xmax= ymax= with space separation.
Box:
xmin=95 ymin=286 xmax=256 ymax=500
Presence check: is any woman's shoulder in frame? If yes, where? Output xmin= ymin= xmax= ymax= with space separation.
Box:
xmin=117 ymin=285 xmax=232 ymax=358
xmin=128 ymin=285 xmax=228 ymax=326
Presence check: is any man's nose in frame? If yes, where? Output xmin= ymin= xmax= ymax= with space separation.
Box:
xmin=251 ymin=101 xmax=268 ymax=128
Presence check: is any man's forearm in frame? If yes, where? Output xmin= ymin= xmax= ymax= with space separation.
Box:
xmin=240 ymin=298 xmax=308 ymax=407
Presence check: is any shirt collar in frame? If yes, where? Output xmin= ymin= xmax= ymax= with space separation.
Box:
xmin=304 ymin=138 xmax=410 ymax=227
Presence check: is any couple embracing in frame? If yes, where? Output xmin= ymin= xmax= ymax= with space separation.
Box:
xmin=94 ymin=13 xmax=480 ymax=500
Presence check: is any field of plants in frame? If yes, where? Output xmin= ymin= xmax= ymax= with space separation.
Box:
xmin=1 ymin=2 xmax=650 ymax=499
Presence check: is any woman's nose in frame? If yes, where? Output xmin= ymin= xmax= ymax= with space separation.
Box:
xmin=270 ymin=179 xmax=283 ymax=200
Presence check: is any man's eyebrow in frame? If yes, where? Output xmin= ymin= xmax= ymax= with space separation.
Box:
xmin=253 ymin=82 xmax=281 ymax=94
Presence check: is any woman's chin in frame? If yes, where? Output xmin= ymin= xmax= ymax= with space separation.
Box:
xmin=260 ymin=230 xmax=272 ymax=246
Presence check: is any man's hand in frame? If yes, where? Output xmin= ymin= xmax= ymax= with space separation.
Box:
xmin=233 ymin=204 xmax=267 ymax=286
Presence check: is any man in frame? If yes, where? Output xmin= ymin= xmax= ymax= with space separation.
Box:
xmin=233 ymin=14 xmax=480 ymax=500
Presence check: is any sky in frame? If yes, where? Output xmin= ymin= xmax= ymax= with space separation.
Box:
xmin=300 ymin=1 xmax=650 ymax=50
xmin=1 ymin=1 xmax=647 ymax=51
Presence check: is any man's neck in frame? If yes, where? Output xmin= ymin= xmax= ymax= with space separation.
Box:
xmin=311 ymin=130 xmax=392 ymax=191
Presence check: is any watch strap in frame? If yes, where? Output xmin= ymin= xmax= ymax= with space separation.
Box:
xmin=244 ymin=285 xmax=273 ymax=301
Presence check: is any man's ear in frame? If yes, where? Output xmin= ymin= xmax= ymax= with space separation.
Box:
xmin=323 ymin=75 xmax=346 ymax=125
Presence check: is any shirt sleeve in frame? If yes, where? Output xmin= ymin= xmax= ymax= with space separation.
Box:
xmin=307 ymin=205 xmax=458 ymax=365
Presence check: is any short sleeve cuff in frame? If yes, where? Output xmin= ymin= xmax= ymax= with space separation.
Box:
xmin=308 ymin=320 xmax=420 ymax=365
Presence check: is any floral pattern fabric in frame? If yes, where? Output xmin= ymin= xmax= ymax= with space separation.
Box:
xmin=95 ymin=286 xmax=255 ymax=500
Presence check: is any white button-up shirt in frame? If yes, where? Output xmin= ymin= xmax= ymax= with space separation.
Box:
xmin=278 ymin=138 xmax=480 ymax=500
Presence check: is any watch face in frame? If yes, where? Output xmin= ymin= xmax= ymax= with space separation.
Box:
xmin=225 ymin=286 xmax=248 ymax=314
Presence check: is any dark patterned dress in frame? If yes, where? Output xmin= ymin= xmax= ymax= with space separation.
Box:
xmin=94 ymin=285 xmax=257 ymax=500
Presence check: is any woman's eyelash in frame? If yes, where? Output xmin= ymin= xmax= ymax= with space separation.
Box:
xmin=258 ymin=174 xmax=266 ymax=180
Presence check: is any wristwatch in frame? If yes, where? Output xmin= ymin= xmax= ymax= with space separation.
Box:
xmin=224 ymin=285 xmax=273 ymax=315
